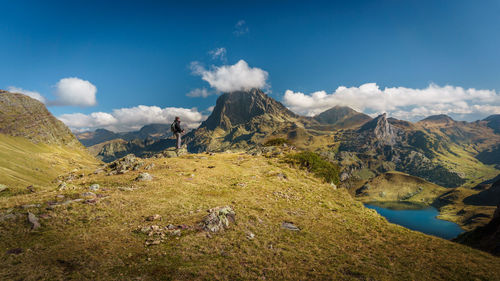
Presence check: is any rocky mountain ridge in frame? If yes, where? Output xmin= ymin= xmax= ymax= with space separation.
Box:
xmin=0 ymin=90 xmax=81 ymax=147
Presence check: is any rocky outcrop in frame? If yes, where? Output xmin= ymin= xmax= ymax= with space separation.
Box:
xmin=359 ymin=113 xmax=400 ymax=146
xmin=200 ymin=206 xmax=236 ymax=232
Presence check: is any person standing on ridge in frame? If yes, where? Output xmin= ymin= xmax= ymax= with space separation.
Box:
xmin=171 ymin=116 xmax=185 ymax=149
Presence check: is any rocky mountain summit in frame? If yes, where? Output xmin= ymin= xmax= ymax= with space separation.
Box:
xmin=185 ymin=89 xmax=315 ymax=152
xmin=0 ymin=90 xmax=81 ymax=146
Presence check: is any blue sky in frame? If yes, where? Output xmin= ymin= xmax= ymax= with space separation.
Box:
xmin=1 ymin=0 xmax=500 ymax=131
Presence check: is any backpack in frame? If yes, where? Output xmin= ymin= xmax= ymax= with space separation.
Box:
xmin=170 ymin=122 xmax=176 ymax=133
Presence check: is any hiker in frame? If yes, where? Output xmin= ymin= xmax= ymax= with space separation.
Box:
xmin=171 ymin=116 xmax=185 ymax=149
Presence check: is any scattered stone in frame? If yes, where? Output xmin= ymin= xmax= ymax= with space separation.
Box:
xmin=166 ymin=224 xmax=176 ymax=230
xmin=171 ymin=230 xmax=181 ymax=236
xmin=235 ymin=183 xmax=247 ymax=187
xmin=107 ymin=154 xmax=144 ymax=174
xmin=81 ymin=192 xmax=96 ymax=197
xmin=47 ymin=198 xmax=84 ymax=209
xmin=209 ymin=152 xmax=216 ymax=156
xmin=84 ymin=198 xmax=98 ymax=204
xmin=93 ymin=168 xmax=105 ymax=174
xmin=0 ymin=213 xmax=18 ymax=222
xmin=27 ymin=212 xmax=41 ymax=230
xmin=340 ymin=172 xmax=349 ymax=182
xmin=200 ymin=206 xmax=236 ymax=233
xmin=118 ymin=186 xmax=135 ymax=191
xmin=0 ymin=184 xmax=8 ymax=192
xmin=26 ymin=185 xmax=35 ymax=193
xmin=56 ymin=194 xmax=65 ymax=199
xmin=145 ymin=239 xmax=161 ymax=246
xmin=330 ymin=183 xmax=337 ymax=190
xmin=246 ymin=232 xmax=255 ymax=240
xmin=6 ymin=248 xmax=23 ymax=255
xmin=144 ymin=163 xmax=155 ymax=170
xmin=146 ymin=214 xmax=162 ymax=221
xmin=21 ymin=204 xmax=41 ymax=209
xmin=89 ymin=184 xmax=100 ymax=191
xmin=57 ymin=182 xmax=67 ymax=191
xmin=136 ymin=173 xmax=153 ymax=181
xmin=281 ymin=222 xmax=300 ymax=231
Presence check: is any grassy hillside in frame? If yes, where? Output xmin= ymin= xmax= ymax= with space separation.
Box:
xmin=1 ymin=152 xmax=499 ymax=280
xmin=0 ymin=134 xmax=99 ymax=189
xmin=354 ymin=171 xmax=448 ymax=204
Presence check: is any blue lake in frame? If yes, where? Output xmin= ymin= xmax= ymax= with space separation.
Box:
xmin=364 ymin=202 xmax=464 ymax=240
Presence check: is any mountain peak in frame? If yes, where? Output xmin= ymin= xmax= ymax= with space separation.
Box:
xmin=359 ymin=113 xmax=398 ymax=145
xmin=199 ymin=88 xmax=297 ymax=131
xmin=0 ymin=90 xmax=80 ymax=146
xmin=314 ymin=105 xmax=372 ymax=128
xmin=420 ymin=114 xmax=454 ymax=124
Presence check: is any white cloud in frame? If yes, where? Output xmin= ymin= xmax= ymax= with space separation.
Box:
xmin=186 ymin=88 xmax=215 ymax=98
xmin=233 ymin=20 xmax=249 ymax=36
xmin=209 ymin=47 xmax=227 ymax=62
xmin=51 ymin=77 xmax=97 ymax=107
xmin=7 ymin=77 xmax=97 ymax=107
xmin=282 ymin=83 xmax=500 ymax=121
xmin=191 ymin=60 xmax=268 ymax=93
xmin=58 ymin=105 xmax=206 ymax=132
xmin=7 ymin=86 xmax=46 ymax=103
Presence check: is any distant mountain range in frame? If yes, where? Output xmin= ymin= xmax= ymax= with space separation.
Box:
xmin=76 ymin=123 xmax=172 ymax=146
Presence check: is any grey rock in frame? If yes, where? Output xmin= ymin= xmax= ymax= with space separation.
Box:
xmin=136 ymin=173 xmax=153 ymax=181
xmin=21 ymin=204 xmax=41 ymax=209
xmin=89 ymin=184 xmax=100 ymax=191
xmin=281 ymin=222 xmax=300 ymax=231
xmin=146 ymin=214 xmax=162 ymax=221
xmin=144 ymin=163 xmax=155 ymax=170
xmin=57 ymin=182 xmax=67 ymax=191
xmin=201 ymin=206 xmax=236 ymax=233
xmin=81 ymin=192 xmax=97 ymax=197
xmin=27 ymin=212 xmax=40 ymax=230
xmin=246 ymin=232 xmax=255 ymax=240
xmin=340 ymin=172 xmax=349 ymax=182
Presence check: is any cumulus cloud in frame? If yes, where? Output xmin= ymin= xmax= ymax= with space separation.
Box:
xmin=209 ymin=47 xmax=227 ymax=62
xmin=7 ymin=77 xmax=98 ymax=107
xmin=7 ymin=86 xmax=46 ymax=103
xmin=233 ymin=20 xmax=249 ymax=36
xmin=282 ymin=83 xmax=500 ymax=121
xmin=186 ymin=88 xmax=215 ymax=98
xmin=51 ymin=77 xmax=97 ymax=107
xmin=191 ymin=60 xmax=268 ymax=93
xmin=58 ymin=105 xmax=206 ymax=132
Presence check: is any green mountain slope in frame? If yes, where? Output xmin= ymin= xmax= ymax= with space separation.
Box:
xmin=0 ymin=90 xmax=99 ymax=189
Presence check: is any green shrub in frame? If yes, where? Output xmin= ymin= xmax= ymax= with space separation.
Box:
xmin=263 ymin=138 xmax=291 ymax=147
xmin=286 ymin=151 xmax=340 ymax=184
